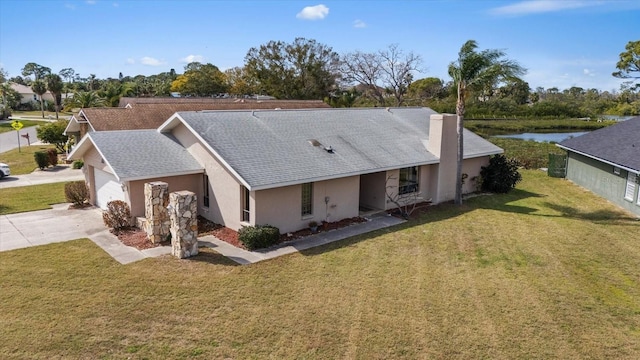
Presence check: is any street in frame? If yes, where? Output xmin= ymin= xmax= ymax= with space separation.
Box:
xmin=0 ymin=125 xmax=39 ymax=153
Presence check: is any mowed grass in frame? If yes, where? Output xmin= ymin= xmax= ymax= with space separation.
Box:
xmin=0 ymin=145 xmax=56 ymax=175
xmin=0 ymin=120 xmax=47 ymax=134
xmin=1 ymin=170 xmax=640 ymax=359
xmin=0 ymin=183 xmax=67 ymax=214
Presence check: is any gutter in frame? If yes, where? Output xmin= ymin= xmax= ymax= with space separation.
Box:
xmin=556 ymin=143 xmax=640 ymax=175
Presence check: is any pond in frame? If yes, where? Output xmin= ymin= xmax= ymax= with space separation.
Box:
xmin=492 ymin=131 xmax=589 ymax=143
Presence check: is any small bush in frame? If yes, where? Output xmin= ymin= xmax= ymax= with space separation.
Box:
xmin=102 ymin=200 xmax=131 ymax=231
xmin=238 ymin=225 xmax=280 ymax=250
xmin=72 ymin=160 xmax=84 ymax=169
xmin=480 ymin=154 xmax=522 ymax=194
xmin=47 ymin=148 xmax=58 ymax=167
xmin=34 ymin=151 xmax=49 ymax=170
xmin=65 ymin=181 xmax=88 ymax=206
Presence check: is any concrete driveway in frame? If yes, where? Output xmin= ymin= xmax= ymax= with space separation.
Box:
xmin=0 ymin=203 xmax=169 ymax=263
xmin=0 ymin=165 xmax=85 ymax=189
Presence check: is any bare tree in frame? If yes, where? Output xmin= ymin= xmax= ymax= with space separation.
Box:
xmin=341 ymin=44 xmax=422 ymax=106
xmin=385 ymin=174 xmax=429 ymax=219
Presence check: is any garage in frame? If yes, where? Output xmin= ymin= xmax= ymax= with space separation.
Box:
xmin=94 ymin=168 xmax=126 ymax=209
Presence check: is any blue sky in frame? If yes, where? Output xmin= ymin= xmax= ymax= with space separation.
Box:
xmin=1 ymin=0 xmax=639 ymax=92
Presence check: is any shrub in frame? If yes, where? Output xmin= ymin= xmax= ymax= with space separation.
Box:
xmin=102 ymin=200 xmax=131 ymax=231
xmin=72 ymin=160 xmax=84 ymax=169
xmin=34 ymin=151 xmax=49 ymax=170
xmin=36 ymin=120 xmax=69 ymax=153
xmin=480 ymin=154 xmax=522 ymax=194
xmin=238 ymin=225 xmax=280 ymax=250
xmin=64 ymin=181 xmax=88 ymax=206
xmin=47 ymin=148 xmax=58 ymax=167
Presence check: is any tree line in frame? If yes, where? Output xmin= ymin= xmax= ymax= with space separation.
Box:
xmin=1 ymin=39 xmax=638 ymax=119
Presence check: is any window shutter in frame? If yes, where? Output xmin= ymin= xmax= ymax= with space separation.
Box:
xmin=624 ymin=172 xmax=636 ymax=201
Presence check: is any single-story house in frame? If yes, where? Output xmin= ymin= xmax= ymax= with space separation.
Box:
xmin=557 ymin=116 xmax=640 ymax=217
xmin=68 ymin=107 xmax=502 ymax=234
xmin=10 ymin=83 xmax=55 ymax=104
xmin=64 ymin=99 xmax=330 ymax=143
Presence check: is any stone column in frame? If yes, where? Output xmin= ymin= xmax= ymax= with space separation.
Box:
xmin=169 ymin=190 xmax=198 ymax=259
xmin=144 ymin=182 xmax=170 ymax=244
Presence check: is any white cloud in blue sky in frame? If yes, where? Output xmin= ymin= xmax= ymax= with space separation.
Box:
xmin=126 ymin=58 xmax=135 ymax=65
xmin=353 ymin=19 xmax=366 ymax=28
xmin=86 ymin=0 xmax=96 ymax=5
xmin=180 ymin=55 xmax=205 ymax=64
xmin=296 ymin=4 xmax=329 ymax=20
xmin=490 ymin=0 xmax=599 ymax=16
xmin=140 ymin=57 xmax=165 ymax=66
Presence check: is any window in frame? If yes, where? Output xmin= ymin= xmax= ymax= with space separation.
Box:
xmin=203 ymin=175 xmax=210 ymax=207
xmin=399 ymin=166 xmax=419 ymax=195
xmin=624 ymin=171 xmax=637 ymax=201
xmin=241 ymin=185 xmax=250 ymax=222
xmin=301 ymin=183 xmax=313 ymax=216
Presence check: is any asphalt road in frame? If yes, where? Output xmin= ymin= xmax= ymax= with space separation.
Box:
xmin=0 ymin=125 xmax=39 ymax=153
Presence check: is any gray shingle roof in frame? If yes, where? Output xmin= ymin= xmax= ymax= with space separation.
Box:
xmin=88 ymin=130 xmax=203 ymax=181
xmin=558 ymin=116 xmax=640 ymax=172
xmin=175 ymin=107 xmax=502 ymax=189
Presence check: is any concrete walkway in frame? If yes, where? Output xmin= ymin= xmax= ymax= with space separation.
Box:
xmin=198 ymin=213 xmax=406 ymax=264
xmin=0 ymin=165 xmax=85 ymax=189
xmin=0 ymin=203 xmax=404 ymax=265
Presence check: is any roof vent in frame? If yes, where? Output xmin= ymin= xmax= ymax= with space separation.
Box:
xmin=324 ymin=146 xmax=335 ymax=154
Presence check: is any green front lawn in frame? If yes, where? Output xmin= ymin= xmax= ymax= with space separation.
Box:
xmin=0 ymin=120 xmax=47 ymax=134
xmin=0 ymin=182 xmax=67 ymax=214
xmin=1 ymin=170 xmax=639 ymax=358
xmin=0 ymin=145 xmax=56 ymax=175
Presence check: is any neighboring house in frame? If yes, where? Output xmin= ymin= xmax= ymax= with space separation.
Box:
xmin=557 ymin=116 xmax=640 ymax=217
xmin=64 ymin=99 xmax=330 ymax=144
xmin=10 ymin=83 xmax=55 ymax=104
xmin=68 ymin=107 xmax=502 ymax=234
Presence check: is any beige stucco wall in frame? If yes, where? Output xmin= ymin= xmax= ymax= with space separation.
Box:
xmin=171 ymin=124 xmax=243 ymax=230
xmin=254 ymin=176 xmax=360 ymax=234
xmin=128 ymin=174 xmax=201 ymax=218
xmin=461 ymin=156 xmax=490 ymax=194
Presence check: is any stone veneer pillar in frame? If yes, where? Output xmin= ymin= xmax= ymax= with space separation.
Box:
xmin=144 ymin=181 xmax=170 ymax=244
xmin=169 ymin=190 xmax=198 ymax=259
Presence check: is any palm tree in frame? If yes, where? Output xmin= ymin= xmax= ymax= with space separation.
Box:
xmin=31 ymin=80 xmax=47 ymax=118
xmin=448 ymin=40 xmax=525 ymax=205
xmin=64 ymin=90 xmax=105 ymax=110
xmin=46 ymin=74 xmax=64 ymax=119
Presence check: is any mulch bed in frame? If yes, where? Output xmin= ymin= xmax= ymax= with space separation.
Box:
xmin=112 ymin=227 xmax=164 ymax=250
xmin=114 ymin=215 xmax=372 ymax=251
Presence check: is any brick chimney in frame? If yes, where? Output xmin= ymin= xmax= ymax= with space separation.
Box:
xmin=427 ymin=114 xmax=458 ymax=203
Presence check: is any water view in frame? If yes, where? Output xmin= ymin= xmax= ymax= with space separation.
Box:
xmin=493 ymin=131 xmax=588 ymax=143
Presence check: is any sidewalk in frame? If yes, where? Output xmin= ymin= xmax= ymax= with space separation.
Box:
xmin=0 ymin=165 xmax=85 ymax=189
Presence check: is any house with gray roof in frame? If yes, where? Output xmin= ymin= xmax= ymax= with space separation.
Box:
xmin=69 ymin=107 xmax=502 ymax=233
xmin=557 ymin=116 xmax=640 ymax=217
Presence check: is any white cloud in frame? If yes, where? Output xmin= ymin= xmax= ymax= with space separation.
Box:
xmin=113 ymin=2 xmax=119 ymax=7
xmin=65 ymin=3 xmax=76 ymax=10
xmin=490 ymin=0 xmax=599 ymax=16
xmin=86 ymin=0 xmax=96 ymax=5
xmin=353 ymin=19 xmax=366 ymax=28
xmin=140 ymin=57 xmax=165 ymax=66
xmin=296 ymin=4 xmax=329 ymax=20
xmin=180 ymin=55 xmax=205 ymax=63
xmin=126 ymin=58 xmax=135 ymax=64
xmin=583 ymin=68 xmax=595 ymax=77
